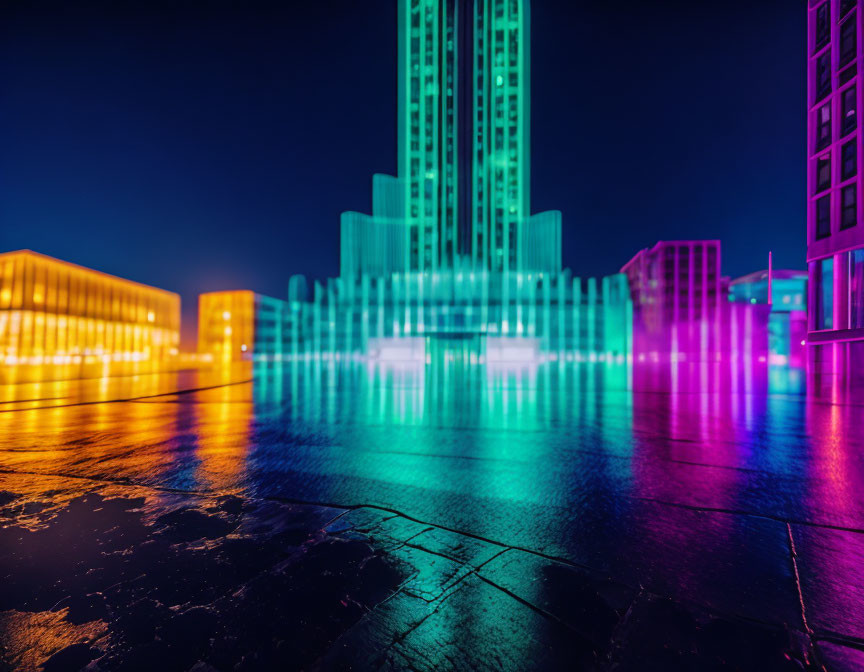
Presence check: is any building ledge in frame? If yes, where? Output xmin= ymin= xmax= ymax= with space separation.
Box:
xmin=808 ymin=328 xmax=864 ymax=344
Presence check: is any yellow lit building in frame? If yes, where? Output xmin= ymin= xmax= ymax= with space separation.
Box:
xmin=0 ymin=250 xmax=180 ymax=382
xmin=198 ymin=290 xmax=295 ymax=363
xmin=198 ymin=291 xmax=257 ymax=363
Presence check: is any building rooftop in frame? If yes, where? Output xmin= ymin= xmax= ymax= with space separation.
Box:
xmin=620 ymin=240 xmax=721 ymax=274
xmin=0 ymin=249 xmax=179 ymax=298
xmin=730 ymin=269 xmax=807 ymax=286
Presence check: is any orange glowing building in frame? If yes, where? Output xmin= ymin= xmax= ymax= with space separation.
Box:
xmin=198 ymin=291 xmax=257 ymax=363
xmin=0 ymin=250 xmax=180 ymax=382
xmin=198 ymin=290 xmax=296 ymax=363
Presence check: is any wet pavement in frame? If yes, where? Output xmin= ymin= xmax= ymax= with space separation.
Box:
xmin=0 ymin=361 xmax=863 ymax=670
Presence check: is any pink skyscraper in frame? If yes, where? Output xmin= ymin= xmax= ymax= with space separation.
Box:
xmin=807 ymin=0 xmax=864 ymax=388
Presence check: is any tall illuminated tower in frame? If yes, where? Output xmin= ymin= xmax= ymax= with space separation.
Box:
xmin=397 ymin=0 xmax=460 ymax=272
xmin=220 ymin=0 xmax=632 ymax=362
xmin=395 ymin=0 xmax=534 ymax=274
xmin=471 ymin=0 xmax=530 ymax=272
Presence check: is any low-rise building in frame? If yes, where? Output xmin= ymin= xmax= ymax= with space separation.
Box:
xmin=198 ymin=290 xmax=299 ymax=363
xmin=0 ymin=249 xmax=180 ymax=382
xmin=730 ymin=269 xmax=807 ymax=368
xmin=621 ymin=241 xmax=768 ymax=362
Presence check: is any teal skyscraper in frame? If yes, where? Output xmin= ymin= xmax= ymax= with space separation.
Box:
xmin=397 ymin=0 xmax=460 ymax=272
xmin=470 ymin=0 xmax=531 ymax=273
xmin=346 ymin=0 xmax=550 ymax=277
xmin=292 ymin=0 xmax=631 ymax=362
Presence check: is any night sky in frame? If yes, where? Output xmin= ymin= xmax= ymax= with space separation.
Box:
xmin=0 ymin=1 xmax=805 ymax=344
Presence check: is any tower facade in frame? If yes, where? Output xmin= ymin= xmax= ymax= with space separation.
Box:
xmin=363 ymin=0 xmax=541 ymax=277
xmin=397 ymin=0 xmax=460 ymax=272
xmin=471 ymin=0 xmax=531 ymax=272
xmin=233 ymin=0 xmax=632 ymax=362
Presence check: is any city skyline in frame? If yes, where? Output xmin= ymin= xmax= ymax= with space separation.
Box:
xmin=4 ymin=5 xmax=864 ymax=671
xmin=1 ymin=1 xmax=804 ymax=344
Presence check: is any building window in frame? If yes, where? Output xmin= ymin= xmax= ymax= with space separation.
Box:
xmin=816 ymin=104 xmax=832 ymax=151
xmin=842 ymin=184 xmax=857 ymax=229
xmin=816 ymin=194 xmax=832 ymax=239
xmin=816 ymin=52 xmax=832 ymax=102
xmin=849 ymin=249 xmax=864 ymax=329
xmin=840 ymin=14 xmax=857 ymax=67
xmin=815 ymin=3 xmax=831 ymax=52
xmin=841 ymin=0 xmax=856 ymax=20
xmin=843 ymin=140 xmax=857 ymax=180
xmin=817 ymin=153 xmax=832 ymax=192
xmin=815 ymin=256 xmax=834 ymax=330
xmin=843 ymin=86 xmax=857 ymax=135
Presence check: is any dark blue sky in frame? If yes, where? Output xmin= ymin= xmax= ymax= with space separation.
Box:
xmin=0 ymin=1 xmax=805 ymax=342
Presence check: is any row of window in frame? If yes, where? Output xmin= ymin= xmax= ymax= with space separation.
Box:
xmin=815 ymin=139 xmax=857 ymax=193
xmin=0 ymin=255 xmax=178 ymax=327
xmin=814 ymin=1 xmax=857 ymax=54
xmin=813 ymin=7 xmax=857 ymax=104
xmin=812 ymin=247 xmax=864 ymax=331
xmin=815 ymin=182 xmax=858 ymax=239
xmin=815 ymin=48 xmax=857 ymax=103
xmin=815 ymin=85 xmax=857 ymax=151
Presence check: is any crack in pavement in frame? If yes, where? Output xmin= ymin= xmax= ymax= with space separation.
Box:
xmin=603 ymin=588 xmax=643 ymax=671
xmin=786 ymin=523 xmax=827 ymax=672
xmin=0 ymin=379 xmax=252 ymax=413
xmin=367 ymin=550 xmax=505 ymax=670
xmin=636 ymin=497 xmax=864 ymax=536
xmin=2 ymin=464 xmax=859 ymax=659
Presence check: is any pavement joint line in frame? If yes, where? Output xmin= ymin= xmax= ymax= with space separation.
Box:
xmin=636 ymin=496 xmax=864 ymax=536
xmin=5 ymin=465 xmax=862 ymax=540
xmin=375 ymin=569 xmax=422 ymax=608
xmin=372 ymin=446 xmax=790 ymax=478
xmin=0 ymin=466 xmax=847 ymax=644
xmin=474 ymin=571 xmax=582 ymax=636
xmin=0 ymin=378 xmax=253 ymax=413
xmin=814 ymin=634 xmax=864 ymax=652
xmin=786 ymin=523 xmax=827 ymax=672
xmin=399 ymin=537 xmax=460 ymax=563
xmin=786 ymin=524 xmax=812 ymax=636
xmin=359 ymin=574 xmax=472 ymax=670
xmin=392 ymin=528 xmax=436 ymax=553
xmin=321 ymin=508 xmax=353 ymax=530
xmin=604 ymin=589 xmax=644 ymax=671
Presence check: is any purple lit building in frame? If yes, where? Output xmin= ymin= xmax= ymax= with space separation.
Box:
xmin=621 ymin=241 xmax=723 ymax=360
xmin=807 ymin=0 xmax=864 ymax=386
xmin=621 ymin=241 xmax=768 ymax=370
xmin=621 ymin=241 xmax=723 ymax=326
xmin=730 ymin=269 xmax=808 ymax=368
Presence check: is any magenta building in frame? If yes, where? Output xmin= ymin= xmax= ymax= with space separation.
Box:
xmin=729 ymin=269 xmax=808 ymax=369
xmin=621 ymin=241 xmax=723 ymax=359
xmin=621 ymin=241 xmax=768 ymax=365
xmin=807 ymin=0 xmax=864 ymax=387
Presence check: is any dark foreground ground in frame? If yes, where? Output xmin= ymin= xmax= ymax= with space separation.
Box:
xmin=0 ymin=363 xmax=863 ymax=670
